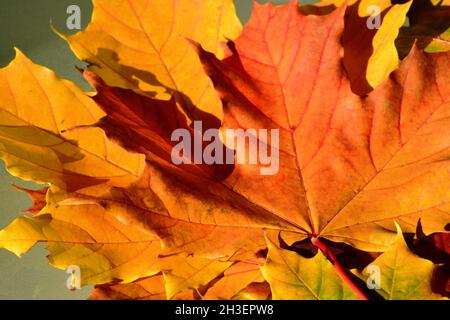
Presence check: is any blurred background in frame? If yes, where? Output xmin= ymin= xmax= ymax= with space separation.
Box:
xmin=0 ymin=0 xmax=306 ymax=299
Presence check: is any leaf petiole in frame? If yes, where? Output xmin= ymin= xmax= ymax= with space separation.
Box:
xmin=311 ymin=237 xmax=369 ymax=300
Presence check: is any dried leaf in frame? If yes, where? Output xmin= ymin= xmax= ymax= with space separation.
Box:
xmin=261 ymin=234 xmax=361 ymax=300
xmin=61 ymin=0 xmax=242 ymax=125
xmin=354 ymin=224 xmax=445 ymax=299
xmin=344 ymin=0 xmax=412 ymax=94
xmin=203 ymin=260 xmax=265 ymax=300
xmin=0 ymin=50 xmax=145 ymax=192
xmin=162 ymin=255 xmax=232 ymax=299
xmin=0 ymin=0 xmax=448 ymax=300
xmin=198 ymin=2 xmax=450 ymax=251
xmin=0 ymin=189 xmax=161 ymax=285
xmin=397 ymin=0 xmax=450 ymax=56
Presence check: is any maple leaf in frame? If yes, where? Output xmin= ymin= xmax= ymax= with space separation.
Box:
xmin=202 ymin=259 xmax=265 ymax=300
xmin=86 ymin=0 xmax=449 ymax=298
xmin=343 ymin=0 xmax=412 ymax=95
xmin=261 ymin=233 xmax=362 ymax=300
xmin=353 ymin=224 xmax=445 ymax=300
xmin=231 ymin=282 xmax=271 ymax=300
xmin=413 ymin=220 xmax=450 ymax=297
xmin=197 ymin=1 xmax=450 ymax=251
xmin=161 ymin=254 xmax=233 ymax=299
xmin=311 ymin=0 xmax=450 ymax=95
xmin=0 ymin=0 xmax=449 ymax=300
xmin=90 ymin=266 xmax=269 ymax=301
xmin=59 ymin=0 xmax=242 ymax=127
xmin=0 ymin=50 xmax=145 ymax=193
xmin=397 ymin=0 xmax=450 ymax=55
xmin=90 ymin=274 xmax=205 ymax=300
xmin=0 ymin=188 xmax=162 ymax=285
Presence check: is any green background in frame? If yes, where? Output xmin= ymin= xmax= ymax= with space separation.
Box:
xmin=0 ymin=0 xmax=300 ymax=300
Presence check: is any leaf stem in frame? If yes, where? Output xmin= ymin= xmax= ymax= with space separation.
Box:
xmin=311 ymin=237 xmax=369 ymax=300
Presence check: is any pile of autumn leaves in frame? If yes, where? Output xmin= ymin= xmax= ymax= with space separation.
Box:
xmin=0 ymin=0 xmax=449 ymax=300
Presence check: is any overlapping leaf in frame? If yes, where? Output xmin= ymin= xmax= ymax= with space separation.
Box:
xmin=353 ymin=225 xmax=445 ymax=299
xmin=0 ymin=0 xmax=448 ymax=300
xmin=343 ymin=0 xmax=412 ymax=95
xmin=90 ymin=274 xmax=167 ymax=300
xmin=261 ymin=235 xmax=361 ymax=300
xmin=397 ymin=0 xmax=450 ymax=55
xmin=91 ymin=266 xmax=269 ymax=300
xmin=0 ymin=49 xmax=145 ymax=192
xmin=61 ymin=0 xmax=243 ymax=125
xmin=0 ymin=189 xmax=162 ymax=285
xmin=203 ymin=259 xmax=265 ymax=300
xmin=197 ymin=1 xmax=450 ymax=251
xmin=312 ymin=0 xmax=450 ymax=94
